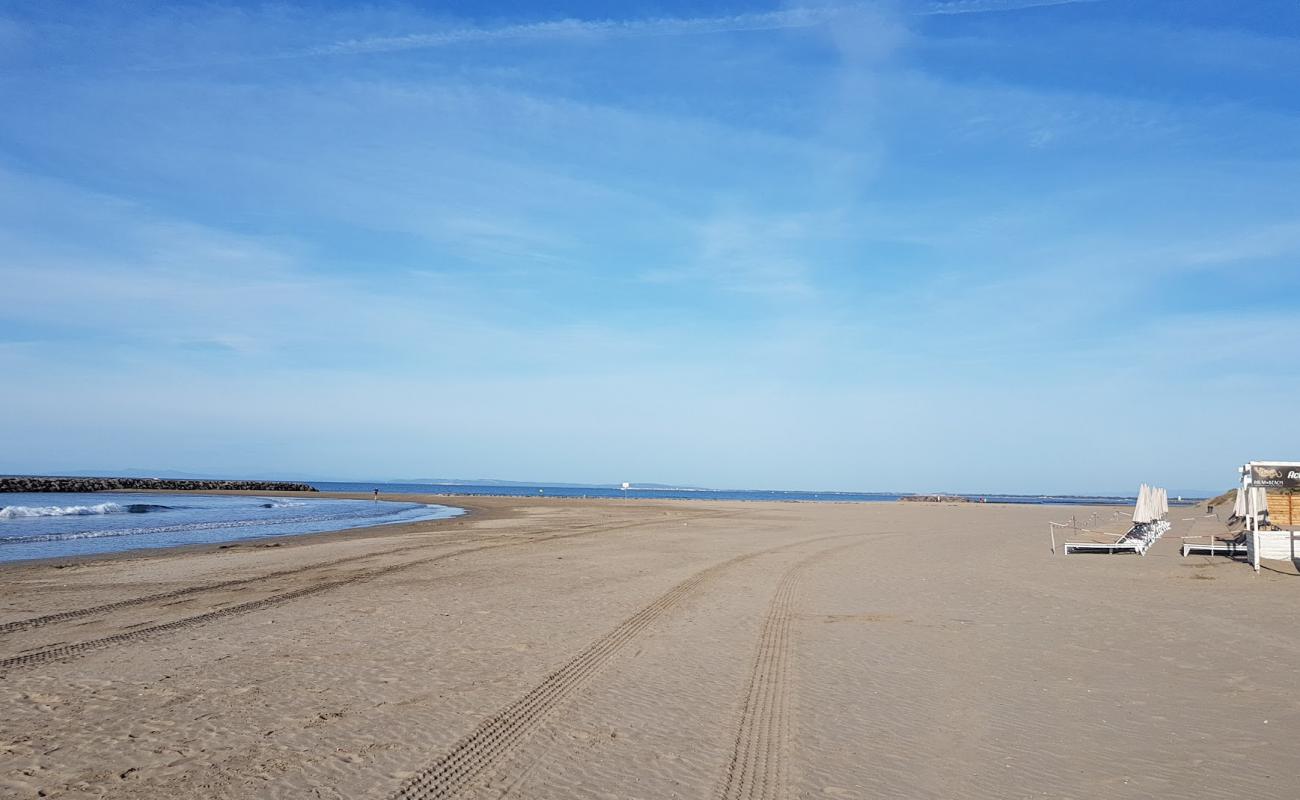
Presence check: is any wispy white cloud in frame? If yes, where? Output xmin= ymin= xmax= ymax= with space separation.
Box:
xmin=303 ymin=8 xmax=838 ymax=58
xmin=288 ymin=1 xmax=1097 ymax=60
xmin=642 ymin=211 xmax=840 ymax=299
xmin=923 ymin=0 xmax=1101 ymax=15
xmin=0 ymin=164 xmax=734 ymax=375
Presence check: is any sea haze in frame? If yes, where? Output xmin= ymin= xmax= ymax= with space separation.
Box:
xmin=0 ymin=493 xmax=462 ymax=563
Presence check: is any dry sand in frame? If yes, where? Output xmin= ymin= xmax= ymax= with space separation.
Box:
xmin=1 ymin=494 xmax=1298 ymax=799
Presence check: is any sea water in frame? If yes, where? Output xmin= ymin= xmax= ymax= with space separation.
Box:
xmin=315 ymin=481 xmax=1143 ymax=506
xmin=0 ymin=492 xmax=462 ymax=563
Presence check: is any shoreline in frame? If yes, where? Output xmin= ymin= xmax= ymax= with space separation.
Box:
xmin=0 ymin=489 xmax=1133 ymax=573
xmin=0 ymin=491 xmax=487 ymax=573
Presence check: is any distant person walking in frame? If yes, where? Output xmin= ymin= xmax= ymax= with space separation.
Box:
xmin=373 ymin=488 xmax=379 ymax=502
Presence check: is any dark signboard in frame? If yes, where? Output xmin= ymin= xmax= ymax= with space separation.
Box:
xmin=1250 ymin=464 xmax=1300 ymax=490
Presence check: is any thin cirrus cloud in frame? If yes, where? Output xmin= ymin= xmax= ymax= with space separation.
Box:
xmin=27 ymin=0 xmax=1107 ymax=75
xmin=925 ymin=0 xmax=1100 ymax=15
xmin=298 ymin=0 xmax=1100 ymax=58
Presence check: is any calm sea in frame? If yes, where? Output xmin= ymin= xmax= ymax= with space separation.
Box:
xmin=316 ymin=481 xmax=1140 ymax=506
xmin=0 ymin=492 xmax=461 ymax=563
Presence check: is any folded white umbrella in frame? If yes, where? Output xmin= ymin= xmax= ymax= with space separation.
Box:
xmin=1249 ymin=487 xmax=1269 ymax=523
xmin=1133 ymin=484 xmax=1156 ymax=524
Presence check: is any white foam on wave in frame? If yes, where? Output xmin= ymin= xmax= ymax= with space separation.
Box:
xmin=263 ymin=498 xmax=307 ymax=508
xmin=0 ymin=513 xmax=322 ymax=544
xmin=0 ymin=502 xmax=462 ymax=549
xmin=0 ymin=503 xmax=125 ymax=519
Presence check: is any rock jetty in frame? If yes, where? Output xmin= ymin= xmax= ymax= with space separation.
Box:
xmin=0 ymin=476 xmax=318 ymax=494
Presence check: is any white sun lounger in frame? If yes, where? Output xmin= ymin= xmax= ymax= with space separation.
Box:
xmin=1063 ymin=541 xmax=1141 ymax=555
xmin=1180 ymin=541 xmax=1248 ymax=557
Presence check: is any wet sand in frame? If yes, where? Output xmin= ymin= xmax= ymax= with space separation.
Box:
xmin=1 ymin=495 xmax=1298 ymax=799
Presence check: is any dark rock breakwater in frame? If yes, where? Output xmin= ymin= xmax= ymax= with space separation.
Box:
xmin=0 ymin=476 xmax=318 ymax=493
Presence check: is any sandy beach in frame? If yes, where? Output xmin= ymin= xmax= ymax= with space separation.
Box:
xmin=2 ymin=494 xmax=1298 ymax=799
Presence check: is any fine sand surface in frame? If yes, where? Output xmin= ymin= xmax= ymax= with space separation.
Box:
xmin=1 ymin=494 xmax=1298 ymax=799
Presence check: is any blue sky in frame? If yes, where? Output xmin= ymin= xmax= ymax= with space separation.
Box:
xmin=2 ymin=0 xmax=1298 ymax=494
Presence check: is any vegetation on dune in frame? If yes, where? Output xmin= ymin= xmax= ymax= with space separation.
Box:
xmin=1205 ymin=488 xmax=1236 ymax=510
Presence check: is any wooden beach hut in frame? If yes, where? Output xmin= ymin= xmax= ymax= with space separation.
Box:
xmin=1241 ymin=462 xmax=1300 ymax=571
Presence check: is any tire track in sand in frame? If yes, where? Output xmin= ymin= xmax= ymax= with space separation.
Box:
xmin=0 ymin=512 xmax=730 ymax=673
xmin=0 ymin=512 xmax=720 ymax=638
xmin=0 ymin=547 xmax=424 ymax=636
xmin=388 ymin=535 xmax=859 ymax=800
xmin=717 ymin=541 xmax=863 ymax=800
xmin=0 ymin=548 xmax=468 ymax=672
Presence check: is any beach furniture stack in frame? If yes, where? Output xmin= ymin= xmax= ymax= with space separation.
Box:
xmin=1061 ymin=484 xmax=1170 ymax=555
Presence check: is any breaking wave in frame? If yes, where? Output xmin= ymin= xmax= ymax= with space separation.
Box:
xmin=0 ymin=503 xmax=175 ymax=519
xmin=0 ymin=505 xmax=406 ymax=545
xmin=0 ymin=495 xmax=463 ymax=561
xmin=260 ymin=498 xmax=307 ymax=508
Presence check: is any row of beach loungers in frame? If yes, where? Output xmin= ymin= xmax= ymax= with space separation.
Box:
xmin=1057 ymin=486 xmax=1176 ymax=556
xmin=1057 ymin=508 xmax=1247 ymax=558
xmin=1061 ymin=519 xmax=1173 ymax=556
